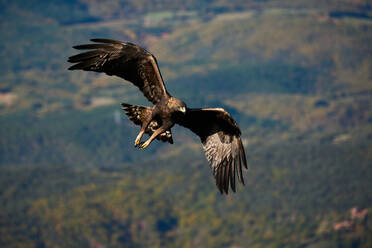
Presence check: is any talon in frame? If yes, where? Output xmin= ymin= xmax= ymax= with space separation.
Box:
xmin=139 ymin=141 xmax=150 ymax=149
xmin=134 ymin=135 xmax=142 ymax=147
xmin=136 ymin=141 xmax=144 ymax=149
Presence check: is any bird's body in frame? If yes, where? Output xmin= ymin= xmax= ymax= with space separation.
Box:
xmin=128 ymin=96 xmax=186 ymax=149
xmin=69 ymin=38 xmax=247 ymax=194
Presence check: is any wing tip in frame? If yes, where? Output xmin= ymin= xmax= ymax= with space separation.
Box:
xmin=67 ymin=62 xmax=88 ymax=71
xmin=215 ymin=160 xmax=234 ymax=195
xmin=68 ymin=65 xmax=78 ymax=70
xmin=121 ymin=103 xmax=130 ymax=108
xmin=207 ymin=136 xmax=247 ymax=195
xmin=72 ymin=45 xmax=83 ymax=50
xmin=239 ymin=139 xmax=248 ymax=170
xmin=90 ymin=38 xmax=122 ymax=44
xmin=72 ymin=44 xmax=92 ymax=50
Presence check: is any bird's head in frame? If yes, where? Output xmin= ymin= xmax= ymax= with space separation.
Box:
xmin=169 ymin=97 xmax=187 ymax=115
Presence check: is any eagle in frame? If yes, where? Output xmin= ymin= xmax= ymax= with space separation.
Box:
xmin=68 ymin=38 xmax=247 ymax=194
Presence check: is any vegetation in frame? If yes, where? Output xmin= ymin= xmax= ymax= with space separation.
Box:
xmin=1 ymin=132 xmax=371 ymax=247
xmin=0 ymin=0 xmax=371 ymax=247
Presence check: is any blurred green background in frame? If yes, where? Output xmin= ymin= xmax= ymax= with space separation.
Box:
xmin=0 ymin=0 xmax=372 ymax=247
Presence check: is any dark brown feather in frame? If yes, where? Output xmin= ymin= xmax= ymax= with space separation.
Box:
xmin=73 ymin=44 xmax=114 ymax=50
xmin=177 ymin=108 xmax=247 ymax=194
xmin=68 ymin=39 xmax=170 ymax=104
xmin=229 ymin=160 xmax=235 ymax=192
xmin=217 ymin=164 xmax=224 ymax=194
xmin=240 ymin=140 xmax=248 ymax=169
xmin=68 ymin=50 xmax=105 ymax=63
xmin=223 ymin=159 xmax=229 ymax=194
xmin=68 ymin=58 xmax=100 ymax=70
xmin=121 ymin=103 xmax=173 ymax=144
xmin=90 ymin=38 xmax=123 ymax=44
xmin=237 ymin=153 xmax=245 ymax=185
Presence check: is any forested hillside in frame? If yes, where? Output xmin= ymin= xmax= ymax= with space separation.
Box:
xmin=0 ymin=0 xmax=371 ymax=247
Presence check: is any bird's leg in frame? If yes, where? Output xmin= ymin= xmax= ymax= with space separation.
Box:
xmin=134 ymin=130 xmax=145 ymax=147
xmin=134 ymin=119 xmax=151 ymax=147
xmin=139 ymin=126 xmax=167 ymax=149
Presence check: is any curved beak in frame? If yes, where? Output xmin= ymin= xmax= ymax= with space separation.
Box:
xmin=180 ymin=106 xmax=186 ymax=114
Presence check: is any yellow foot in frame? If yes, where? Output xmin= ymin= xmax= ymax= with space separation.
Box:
xmin=134 ymin=135 xmax=142 ymax=147
xmin=139 ymin=140 xmax=150 ymax=149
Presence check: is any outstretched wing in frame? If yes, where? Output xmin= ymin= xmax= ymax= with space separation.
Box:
xmin=68 ymin=38 xmax=169 ymax=104
xmin=121 ymin=103 xmax=173 ymax=144
xmin=177 ymin=108 xmax=247 ymax=194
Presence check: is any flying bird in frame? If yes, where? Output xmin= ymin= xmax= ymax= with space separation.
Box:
xmin=68 ymin=38 xmax=247 ymax=194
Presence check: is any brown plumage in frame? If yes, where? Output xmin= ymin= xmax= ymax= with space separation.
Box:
xmin=121 ymin=103 xmax=173 ymax=144
xmin=68 ymin=38 xmax=248 ymax=194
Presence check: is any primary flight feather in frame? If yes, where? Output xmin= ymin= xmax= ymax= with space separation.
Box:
xmin=68 ymin=38 xmax=248 ymax=194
